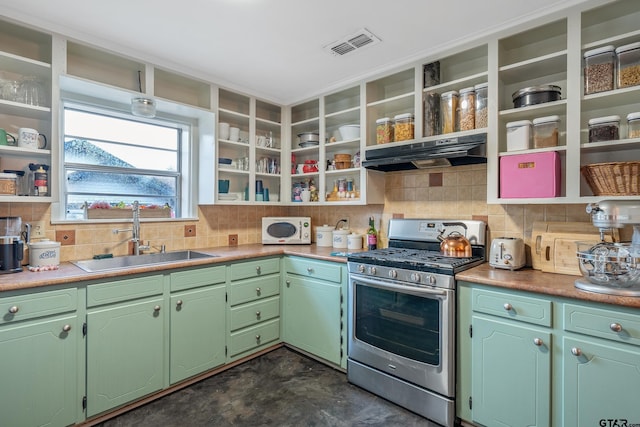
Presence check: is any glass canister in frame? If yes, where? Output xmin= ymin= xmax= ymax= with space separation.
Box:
xmin=588 ymin=115 xmax=620 ymax=142
xmin=532 ymin=115 xmax=560 ymax=148
xmin=506 ymin=120 xmax=532 ymax=151
xmin=440 ymin=90 xmax=458 ymax=134
xmin=393 ymin=113 xmax=414 ymax=142
xmin=3 ymin=170 xmax=26 ymax=196
xmin=626 ymin=112 xmax=640 ymax=139
xmin=616 ymin=42 xmax=640 ymax=88
xmin=375 ymin=117 xmax=394 ymax=144
xmin=457 ymin=87 xmax=476 ymax=131
xmin=423 ymin=92 xmax=440 ymax=137
xmin=474 ymin=83 xmax=488 ymax=129
xmin=583 ymin=45 xmax=615 ymax=94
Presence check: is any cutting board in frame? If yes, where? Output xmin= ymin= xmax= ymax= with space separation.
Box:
xmin=538 ymin=232 xmax=616 ymax=276
xmin=530 ymin=221 xmax=614 ymax=271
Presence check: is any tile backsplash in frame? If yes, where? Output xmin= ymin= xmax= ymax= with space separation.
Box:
xmin=1 ymin=164 xmax=596 ymax=263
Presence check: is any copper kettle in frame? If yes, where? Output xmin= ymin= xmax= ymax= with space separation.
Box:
xmin=439 ymin=231 xmax=472 ymax=257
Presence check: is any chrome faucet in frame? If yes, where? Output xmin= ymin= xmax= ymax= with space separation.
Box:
xmin=113 ymin=201 xmax=151 ymax=255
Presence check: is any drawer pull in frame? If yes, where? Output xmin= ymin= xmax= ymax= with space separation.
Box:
xmin=8 ymin=305 xmax=19 ymax=314
xmin=62 ymin=324 xmax=72 ymax=332
xmin=256 ymin=266 xmax=261 ymax=273
xmin=256 ymin=311 xmax=261 ymax=318
xmin=256 ymin=287 xmax=261 ymax=295
xmin=571 ymin=347 xmax=582 ymax=357
xmin=533 ymin=338 xmax=543 ymax=346
xmin=503 ymin=303 xmax=512 ymax=311
xmin=307 ymin=267 xmax=314 ymax=273
xmin=255 ymin=334 xmax=261 ymax=342
xmin=610 ymin=322 xmax=622 ymax=333
xmin=154 ymin=305 xmax=161 ymax=312
xmin=176 ymin=300 xmax=183 ymax=307
xmin=286 ymin=280 xmax=291 ymax=287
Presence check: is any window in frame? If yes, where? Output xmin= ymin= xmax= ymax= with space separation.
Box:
xmin=61 ymin=103 xmax=192 ymax=220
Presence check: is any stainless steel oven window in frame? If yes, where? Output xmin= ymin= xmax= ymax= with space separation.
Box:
xmin=353 ymin=283 xmax=441 ymax=365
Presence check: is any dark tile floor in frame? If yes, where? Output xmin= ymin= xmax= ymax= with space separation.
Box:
xmin=99 ymin=347 xmax=432 ymax=426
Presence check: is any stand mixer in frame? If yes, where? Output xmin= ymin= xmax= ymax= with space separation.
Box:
xmin=575 ymin=200 xmax=640 ymax=296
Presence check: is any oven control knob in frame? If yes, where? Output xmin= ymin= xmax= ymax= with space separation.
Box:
xmin=426 ymin=275 xmax=436 ymax=285
xmin=410 ymin=272 xmax=421 ymax=283
xmin=388 ymin=270 xmax=397 ymax=279
xmin=368 ymin=266 xmax=377 ymax=275
xmin=357 ymin=264 xmax=365 ymax=273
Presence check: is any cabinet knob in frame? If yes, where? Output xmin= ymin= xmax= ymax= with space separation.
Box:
xmin=571 ymin=347 xmax=582 ymax=357
xmin=256 ymin=311 xmax=261 ymax=318
xmin=610 ymin=322 xmax=622 ymax=332
xmin=256 ymin=287 xmax=261 ymax=295
xmin=256 ymin=266 xmax=261 ymax=273
xmin=8 ymin=305 xmax=19 ymax=314
xmin=503 ymin=303 xmax=512 ymax=311
xmin=255 ymin=334 xmax=261 ymax=342
xmin=154 ymin=305 xmax=161 ymax=312
xmin=307 ymin=267 xmax=314 ymax=273
xmin=533 ymin=338 xmax=543 ymax=346
xmin=176 ymin=300 xmax=183 ymax=307
xmin=62 ymin=324 xmax=72 ymax=332
xmin=286 ymin=280 xmax=291 ymax=287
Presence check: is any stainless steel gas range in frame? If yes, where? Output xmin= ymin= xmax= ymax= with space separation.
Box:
xmin=347 ymin=219 xmax=487 ymax=427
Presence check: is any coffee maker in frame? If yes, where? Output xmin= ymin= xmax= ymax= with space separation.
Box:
xmin=0 ymin=217 xmax=24 ymax=274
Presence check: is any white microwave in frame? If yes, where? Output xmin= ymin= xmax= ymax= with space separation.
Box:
xmin=262 ymin=217 xmax=311 ymax=244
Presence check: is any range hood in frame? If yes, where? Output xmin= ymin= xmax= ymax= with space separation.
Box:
xmin=362 ymin=133 xmax=487 ymax=172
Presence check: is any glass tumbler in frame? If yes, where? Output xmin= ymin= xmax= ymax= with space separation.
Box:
xmin=18 ymin=76 xmax=46 ymax=106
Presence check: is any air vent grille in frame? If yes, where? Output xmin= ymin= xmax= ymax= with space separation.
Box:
xmin=324 ymin=28 xmax=381 ymax=57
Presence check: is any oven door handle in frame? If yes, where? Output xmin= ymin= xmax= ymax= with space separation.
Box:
xmin=352 ymin=275 xmax=448 ymax=297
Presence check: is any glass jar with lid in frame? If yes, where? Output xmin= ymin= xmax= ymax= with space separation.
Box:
xmin=532 ymin=115 xmax=560 ymax=148
xmin=616 ymin=42 xmax=640 ymax=89
xmin=583 ymin=45 xmax=615 ymax=94
xmin=393 ymin=113 xmax=414 ymax=142
xmin=440 ymin=90 xmax=458 ymax=134
xmin=456 ymin=87 xmax=475 ymax=131
xmin=506 ymin=120 xmax=532 ymax=151
xmin=474 ymin=83 xmax=488 ymax=129
xmin=375 ymin=117 xmax=394 ymax=144
xmin=627 ymin=112 xmax=640 ymax=139
xmin=423 ymin=92 xmax=440 ymax=137
xmin=588 ymin=115 xmax=620 ymax=142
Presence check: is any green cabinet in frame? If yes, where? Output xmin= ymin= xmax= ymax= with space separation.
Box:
xmin=282 ymin=256 xmax=346 ymax=367
xmin=169 ymin=266 xmax=226 ymax=384
xmin=85 ymin=275 xmax=165 ymax=417
xmin=0 ymin=288 xmax=78 ymax=427
xmin=227 ymin=257 xmax=281 ymax=361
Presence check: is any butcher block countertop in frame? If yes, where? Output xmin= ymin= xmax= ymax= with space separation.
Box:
xmin=456 ymin=262 xmax=640 ymax=309
xmin=0 ymin=244 xmax=354 ymax=293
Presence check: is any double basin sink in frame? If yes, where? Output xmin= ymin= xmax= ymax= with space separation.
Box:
xmin=72 ymin=250 xmax=218 ymax=273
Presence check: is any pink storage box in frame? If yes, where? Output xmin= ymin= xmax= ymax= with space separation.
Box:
xmin=500 ymin=152 xmax=561 ymax=198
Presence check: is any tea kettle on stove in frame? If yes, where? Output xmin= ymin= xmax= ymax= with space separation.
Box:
xmin=0 ymin=216 xmax=24 ymax=274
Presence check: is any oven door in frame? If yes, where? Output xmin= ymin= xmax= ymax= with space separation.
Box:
xmin=348 ymin=273 xmax=455 ymax=398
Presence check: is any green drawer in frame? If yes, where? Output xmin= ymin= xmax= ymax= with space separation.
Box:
xmin=227 ymin=318 xmax=280 ymax=357
xmin=284 ymin=257 xmax=343 ymax=284
xmin=170 ymin=265 xmax=226 ymax=292
xmin=228 ymin=296 xmax=280 ymax=332
xmin=229 ymin=257 xmax=280 ymax=282
xmin=472 ymin=288 xmax=552 ymax=327
xmin=564 ymin=303 xmax=640 ymax=346
xmin=1 ymin=288 xmax=77 ymax=324
xmin=227 ymin=275 xmax=280 ymax=306
xmin=87 ymin=275 xmax=164 ymax=307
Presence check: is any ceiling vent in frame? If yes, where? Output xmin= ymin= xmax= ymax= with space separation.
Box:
xmin=324 ymin=28 xmax=381 ymax=57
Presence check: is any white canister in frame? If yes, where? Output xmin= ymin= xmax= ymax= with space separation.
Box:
xmin=28 ymin=239 xmax=61 ymax=267
xmin=315 ymin=225 xmax=334 ymax=247
xmin=347 ymin=233 xmax=363 ymax=250
xmin=332 ymin=229 xmax=349 ymax=249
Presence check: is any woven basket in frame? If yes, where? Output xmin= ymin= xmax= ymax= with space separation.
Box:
xmin=581 ymin=162 xmax=640 ymax=196
xmin=334 ymin=153 xmax=352 ymax=170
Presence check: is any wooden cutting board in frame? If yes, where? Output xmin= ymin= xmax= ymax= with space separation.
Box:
xmin=538 ymin=232 xmax=616 ymax=276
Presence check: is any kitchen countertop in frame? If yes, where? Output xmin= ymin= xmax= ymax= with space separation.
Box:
xmin=0 ymin=244 xmax=357 ymax=293
xmin=456 ymin=262 xmax=640 ymax=309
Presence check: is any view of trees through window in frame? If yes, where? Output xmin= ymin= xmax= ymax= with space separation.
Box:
xmin=63 ymin=107 xmax=182 ymax=220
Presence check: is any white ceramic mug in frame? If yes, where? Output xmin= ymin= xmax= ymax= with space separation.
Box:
xmin=256 ymin=135 xmax=266 ymax=147
xmin=229 ymin=127 xmax=240 ymax=142
xmin=18 ymin=128 xmax=47 ymax=149
xmin=218 ymin=122 xmax=230 ymax=140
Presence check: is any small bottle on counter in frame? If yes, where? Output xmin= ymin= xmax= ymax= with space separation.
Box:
xmin=367 ymin=216 xmax=377 ymax=250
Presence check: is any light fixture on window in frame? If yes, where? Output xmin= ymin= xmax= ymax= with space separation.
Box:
xmin=131 ymin=70 xmax=156 ymax=118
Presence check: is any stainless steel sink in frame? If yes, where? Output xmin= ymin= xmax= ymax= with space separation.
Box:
xmin=72 ymin=250 xmax=218 ymax=272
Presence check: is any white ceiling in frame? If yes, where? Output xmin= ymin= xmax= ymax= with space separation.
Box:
xmin=1 ymin=0 xmax=598 ymax=106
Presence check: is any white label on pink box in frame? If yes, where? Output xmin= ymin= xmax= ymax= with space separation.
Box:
xmin=500 ymin=152 xmax=561 ymax=198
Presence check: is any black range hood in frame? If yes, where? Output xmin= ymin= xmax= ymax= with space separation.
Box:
xmin=362 ymin=133 xmax=487 ymax=172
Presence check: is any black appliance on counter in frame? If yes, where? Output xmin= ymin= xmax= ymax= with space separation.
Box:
xmin=347 ymin=218 xmax=486 ymax=427
xmin=0 ymin=216 xmax=24 ymax=274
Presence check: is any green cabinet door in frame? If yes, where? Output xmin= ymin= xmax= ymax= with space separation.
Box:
xmin=170 ymin=285 xmax=226 ymax=384
xmin=283 ymin=273 xmax=341 ymax=365
xmin=563 ymin=336 xmax=640 ymax=426
xmin=86 ymin=296 xmax=164 ymax=417
xmin=0 ymin=315 xmax=78 ymax=427
xmin=472 ymin=314 xmax=551 ymax=427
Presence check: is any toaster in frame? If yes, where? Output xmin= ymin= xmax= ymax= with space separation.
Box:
xmin=490 ymin=237 xmax=526 ymax=270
